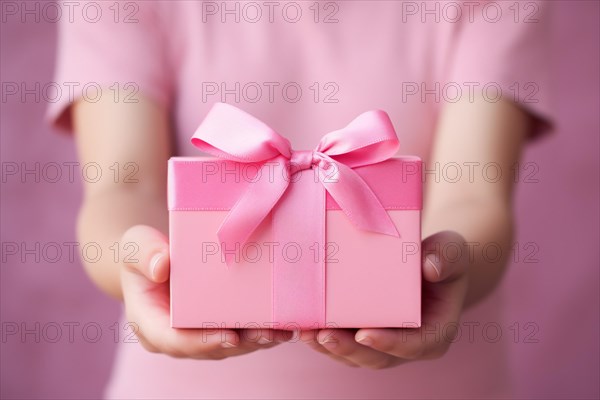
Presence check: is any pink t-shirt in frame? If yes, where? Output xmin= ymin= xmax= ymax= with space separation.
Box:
xmin=49 ymin=1 xmax=552 ymax=398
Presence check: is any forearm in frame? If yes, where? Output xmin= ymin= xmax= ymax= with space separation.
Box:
xmin=422 ymin=97 xmax=530 ymax=307
xmin=71 ymin=95 xmax=171 ymax=300
xmin=77 ymin=188 xmax=168 ymax=300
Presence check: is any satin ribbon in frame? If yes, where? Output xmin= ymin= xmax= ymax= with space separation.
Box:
xmin=191 ymin=103 xmax=402 ymax=328
xmin=191 ymin=102 xmax=401 ymax=263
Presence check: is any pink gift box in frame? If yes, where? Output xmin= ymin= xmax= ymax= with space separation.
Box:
xmin=169 ymin=103 xmax=422 ymax=330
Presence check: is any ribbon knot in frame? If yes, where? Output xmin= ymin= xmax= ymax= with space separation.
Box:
xmin=290 ymin=150 xmax=322 ymax=175
xmin=191 ymin=103 xmax=402 ymax=265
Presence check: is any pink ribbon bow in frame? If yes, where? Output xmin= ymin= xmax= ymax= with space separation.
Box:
xmin=191 ymin=103 xmax=401 ymax=266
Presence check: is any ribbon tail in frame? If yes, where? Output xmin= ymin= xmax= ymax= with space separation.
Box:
xmin=319 ymin=160 xmax=400 ymax=238
xmin=272 ymin=171 xmax=326 ymax=329
xmin=217 ymin=155 xmax=291 ymax=266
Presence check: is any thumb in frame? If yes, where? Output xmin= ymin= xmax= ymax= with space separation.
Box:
xmin=421 ymin=230 xmax=468 ymax=284
xmin=121 ymin=225 xmax=170 ymax=283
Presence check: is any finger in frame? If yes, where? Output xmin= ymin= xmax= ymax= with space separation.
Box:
xmin=126 ymin=287 xmax=294 ymax=359
xmin=355 ymin=320 xmax=465 ymax=360
xmin=129 ymin=311 xmax=243 ymax=359
xmin=300 ymin=330 xmax=360 ymax=368
xmin=355 ymin=283 xmax=468 ymax=359
xmin=354 ymin=328 xmax=432 ymax=360
xmin=121 ymin=225 xmax=170 ymax=283
xmin=351 ymin=232 xmax=471 ymax=360
xmin=421 ymin=230 xmax=468 ymax=284
xmin=127 ymin=300 xmax=266 ymax=359
xmin=120 ymin=271 xmax=239 ymax=359
xmin=238 ymin=329 xmax=294 ymax=346
xmin=420 ymin=231 xmax=470 ymax=325
xmin=306 ymin=342 xmax=361 ymax=368
xmin=315 ymin=329 xmax=398 ymax=370
xmin=298 ymin=329 xmax=319 ymax=343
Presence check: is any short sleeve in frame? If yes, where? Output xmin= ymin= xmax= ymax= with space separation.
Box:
xmin=46 ymin=1 xmax=173 ymax=133
xmin=446 ymin=1 xmax=554 ymax=139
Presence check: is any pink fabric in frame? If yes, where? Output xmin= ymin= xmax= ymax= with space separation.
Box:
xmin=0 ymin=1 xmax=583 ymax=399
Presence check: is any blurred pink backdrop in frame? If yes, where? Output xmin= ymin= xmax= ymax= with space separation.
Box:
xmin=1 ymin=2 xmax=598 ymax=399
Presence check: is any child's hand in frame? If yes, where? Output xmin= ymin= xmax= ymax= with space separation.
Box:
xmin=300 ymin=231 xmax=469 ymax=369
xmin=119 ymin=225 xmax=293 ymax=359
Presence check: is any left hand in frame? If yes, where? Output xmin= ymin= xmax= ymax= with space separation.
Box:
xmin=300 ymin=231 xmax=469 ymax=369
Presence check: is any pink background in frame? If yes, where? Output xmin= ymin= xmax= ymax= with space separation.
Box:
xmin=1 ymin=2 xmax=598 ymax=399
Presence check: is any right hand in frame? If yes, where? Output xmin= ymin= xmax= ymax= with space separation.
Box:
xmin=120 ymin=225 xmax=294 ymax=359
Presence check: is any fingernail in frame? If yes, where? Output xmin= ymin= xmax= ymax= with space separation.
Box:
xmin=221 ymin=333 xmax=237 ymax=348
xmin=257 ymin=336 xmax=272 ymax=345
xmin=356 ymin=335 xmax=374 ymax=347
xmin=276 ymin=332 xmax=293 ymax=343
xmin=426 ymin=255 xmax=441 ymax=278
xmin=319 ymin=336 xmax=338 ymax=348
xmin=150 ymin=252 xmax=165 ymax=280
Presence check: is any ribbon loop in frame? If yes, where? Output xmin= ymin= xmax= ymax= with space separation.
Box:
xmin=191 ymin=102 xmax=292 ymax=162
xmin=191 ymin=103 xmax=402 ymax=263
